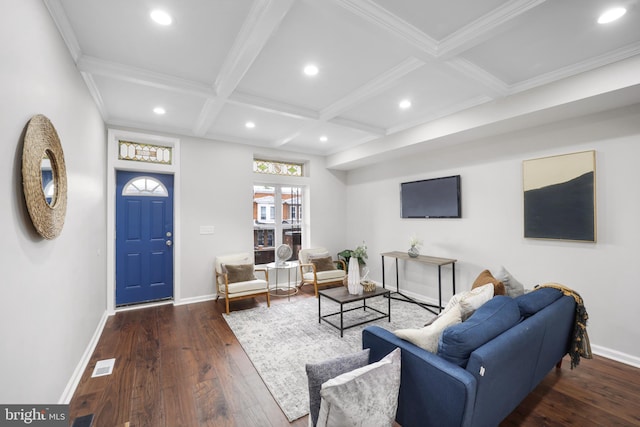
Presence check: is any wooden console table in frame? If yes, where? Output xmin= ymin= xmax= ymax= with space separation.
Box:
xmin=381 ymin=251 xmax=456 ymax=315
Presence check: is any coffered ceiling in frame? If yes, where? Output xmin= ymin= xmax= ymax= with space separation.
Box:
xmin=46 ymin=0 xmax=640 ymax=169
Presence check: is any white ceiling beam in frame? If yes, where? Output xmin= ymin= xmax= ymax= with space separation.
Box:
xmin=229 ymin=91 xmax=319 ymax=120
xmin=437 ymin=0 xmax=548 ymax=58
xmin=77 ymin=55 xmax=216 ymax=98
xmin=328 ymin=117 xmax=385 ymax=136
xmin=215 ymin=0 xmax=296 ymax=97
xmin=193 ymin=0 xmax=296 ymax=135
xmin=386 ymin=95 xmax=494 ymax=135
xmin=333 ymin=0 xmax=438 ymax=56
xmin=326 ymin=55 xmax=640 ymax=170
xmin=319 ymin=57 xmax=425 ymax=120
xmin=445 ymin=58 xmax=510 ymax=97
xmin=193 ymin=98 xmax=226 ymax=136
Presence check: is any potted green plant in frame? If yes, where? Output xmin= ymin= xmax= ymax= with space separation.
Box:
xmin=338 ymin=242 xmax=368 ymax=272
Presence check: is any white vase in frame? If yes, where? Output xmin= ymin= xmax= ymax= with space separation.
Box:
xmin=347 ymin=257 xmax=361 ymax=295
xmin=408 ymin=245 xmax=419 ymax=258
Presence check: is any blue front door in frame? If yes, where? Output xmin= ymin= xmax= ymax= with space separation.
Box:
xmin=116 ymin=171 xmax=174 ymax=306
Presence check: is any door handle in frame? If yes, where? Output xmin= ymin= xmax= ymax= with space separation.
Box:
xmin=166 ymin=240 xmax=172 ymax=246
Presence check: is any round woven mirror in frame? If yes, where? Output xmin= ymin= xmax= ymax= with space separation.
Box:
xmin=22 ymin=114 xmax=67 ymax=239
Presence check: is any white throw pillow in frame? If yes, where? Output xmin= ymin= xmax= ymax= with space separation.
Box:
xmin=496 ymin=266 xmax=526 ymax=297
xmin=394 ymin=304 xmax=462 ymax=352
xmin=316 ymin=348 xmax=401 ymax=427
xmin=458 ymin=283 xmax=494 ymax=320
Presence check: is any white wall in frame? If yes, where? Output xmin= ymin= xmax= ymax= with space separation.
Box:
xmin=346 ymin=103 xmax=640 ymax=364
xmin=176 ymin=136 xmax=348 ymax=301
xmin=0 ymin=1 xmax=107 ymax=403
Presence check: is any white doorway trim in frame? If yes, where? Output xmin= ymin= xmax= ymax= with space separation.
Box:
xmin=106 ymin=129 xmax=182 ymax=314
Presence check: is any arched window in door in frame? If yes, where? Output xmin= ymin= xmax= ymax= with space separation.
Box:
xmin=121 ymin=176 xmax=169 ymax=197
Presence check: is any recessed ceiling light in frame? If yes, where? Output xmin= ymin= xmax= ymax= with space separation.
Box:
xmin=399 ymin=99 xmax=412 ymax=109
xmin=151 ymin=9 xmax=173 ymax=26
xmin=319 ymin=135 xmax=328 ymax=142
xmin=303 ymin=64 xmax=319 ymax=76
xmin=598 ymin=7 xmax=626 ymax=24
xmin=153 ymin=107 xmax=166 ymax=115
xmin=245 ymin=121 xmax=256 ymax=129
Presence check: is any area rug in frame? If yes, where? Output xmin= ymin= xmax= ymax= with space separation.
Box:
xmin=223 ymin=295 xmax=435 ymax=421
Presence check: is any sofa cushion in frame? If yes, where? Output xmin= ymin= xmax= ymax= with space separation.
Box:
xmin=515 ymin=287 xmax=563 ymax=317
xmin=223 ymin=263 xmax=256 ymax=283
xmin=306 ymin=349 xmax=370 ymax=427
xmin=316 ymin=348 xmax=401 ymax=427
xmin=438 ymin=296 xmax=521 ymax=367
xmin=472 ymin=269 xmax=506 ymax=296
xmin=309 ymin=255 xmax=336 ymax=272
xmin=394 ymin=304 xmax=462 ymax=352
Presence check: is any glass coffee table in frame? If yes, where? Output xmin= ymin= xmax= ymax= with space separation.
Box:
xmin=318 ymin=286 xmax=391 ymax=337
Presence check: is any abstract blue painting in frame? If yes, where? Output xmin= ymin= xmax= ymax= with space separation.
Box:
xmin=523 ymin=151 xmax=596 ymax=242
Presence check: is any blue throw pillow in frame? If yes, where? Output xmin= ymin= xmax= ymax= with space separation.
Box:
xmin=515 ymin=288 xmax=562 ymax=317
xmin=438 ymin=296 xmax=521 ymax=367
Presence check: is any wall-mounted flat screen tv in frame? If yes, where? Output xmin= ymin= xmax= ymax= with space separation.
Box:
xmin=401 ymin=175 xmax=461 ymax=218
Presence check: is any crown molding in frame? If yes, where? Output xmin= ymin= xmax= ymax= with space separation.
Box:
xmin=510 ymin=41 xmax=640 ymax=95
xmin=106 ymin=118 xmax=192 ymax=138
xmin=334 ymin=0 xmax=438 ymax=56
xmin=44 ymin=0 xmax=82 ymax=62
xmin=79 ymin=71 xmax=108 ymax=120
xmin=77 ymin=56 xmax=216 ymax=98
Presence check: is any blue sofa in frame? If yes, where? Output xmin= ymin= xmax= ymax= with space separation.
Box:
xmin=363 ymin=289 xmax=575 ymax=427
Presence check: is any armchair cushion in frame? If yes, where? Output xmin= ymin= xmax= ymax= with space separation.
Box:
xmin=309 ymin=255 xmax=336 ymax=272
xmin=224 ymin=263 xmax=256 ymax=283
xmin=225 ymin=279 xmax=268 ymax=294
xmin=303 ymin=270 xmax=345 ymax=283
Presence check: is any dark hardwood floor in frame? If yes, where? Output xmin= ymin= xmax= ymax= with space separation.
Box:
xmin=70 ymin=286 xmax=640 ymax=427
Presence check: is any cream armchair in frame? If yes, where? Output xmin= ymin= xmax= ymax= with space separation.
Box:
xmin=298 ymin=248 xmax=347 ymax=297
xmin=215 ymin=253 xmax=270 ymax=314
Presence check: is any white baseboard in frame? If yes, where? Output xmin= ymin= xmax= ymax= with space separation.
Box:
xmin=59 ymin=310 xmax=109 ymax=404
xmin=173 ymin=293 xmax=217 ymax=306
xmin=591 ymin=344 xmax=640 ymax=368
